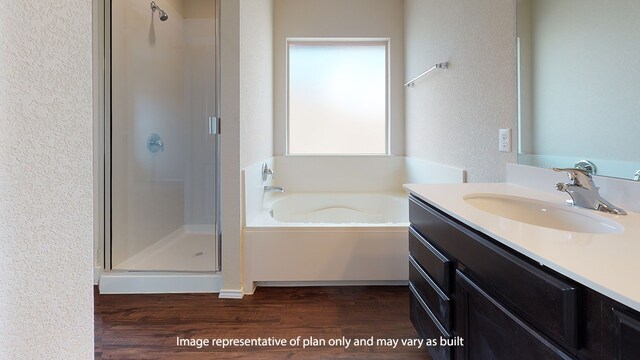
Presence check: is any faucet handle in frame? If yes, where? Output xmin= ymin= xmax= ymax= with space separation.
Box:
xmin=262 ymin=163 xmax=274 ymax=181
xmin=552 ymin=167 xmax=593 ymax=187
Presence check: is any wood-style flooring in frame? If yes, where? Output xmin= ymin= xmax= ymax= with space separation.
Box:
xmin=95 ymin=286 xmax=431 ymax=359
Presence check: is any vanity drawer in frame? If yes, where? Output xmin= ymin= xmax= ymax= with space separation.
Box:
xmin=409 ymin=283 xmax=452 ymax=360
xmin=409 ymin=255 xmax=452 ymax=331
xmin=409 ymin=195 xmax=579 ymax=349
xmin=409 ymin=226 xmax=453 ymax=294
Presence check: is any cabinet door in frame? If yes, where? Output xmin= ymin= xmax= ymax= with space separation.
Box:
xmin=456 ymin=271 xmax=573 ymax=360
xmin=613 ymin=309 xmax=640 ymax=359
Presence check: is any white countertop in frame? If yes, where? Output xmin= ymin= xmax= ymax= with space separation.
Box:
xmin=404 ymin=183 xmax=640 ymax=312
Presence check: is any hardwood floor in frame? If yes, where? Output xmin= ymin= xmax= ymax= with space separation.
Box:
xmin=95 ymin=286 xmax=431 ymax=359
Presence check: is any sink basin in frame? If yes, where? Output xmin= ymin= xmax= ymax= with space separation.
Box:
xmin=463 ymin=194 xmax=624 ymax=234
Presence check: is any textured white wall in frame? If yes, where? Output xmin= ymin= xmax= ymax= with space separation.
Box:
xmin=273 ymin=0 xmax=405 ymax=155
xmin=0 ymin=1 xmax=94 ymax=358
xmin=240 ymin=0 xmax=274 ymax=168
xmin=404 ymin=0 xmax=517 ymax=183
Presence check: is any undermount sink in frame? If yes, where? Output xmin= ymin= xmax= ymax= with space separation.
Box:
xmin=463 ymin=193 xmax=624 ymax=234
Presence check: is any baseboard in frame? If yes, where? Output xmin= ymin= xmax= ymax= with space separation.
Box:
xmin=218 ymin=288 xmax=245 ymax=299
xmin=244 ymin=281 xmax=257 ymax=295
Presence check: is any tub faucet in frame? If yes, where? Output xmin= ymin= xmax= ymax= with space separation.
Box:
xmin=264 ymin=186 xmax=285 ymax=193
xmin=553 ymin=168 xmax=626 ymax=215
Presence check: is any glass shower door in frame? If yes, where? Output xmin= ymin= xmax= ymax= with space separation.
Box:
xmin=108 ymin=0 xmax=219 ymax=272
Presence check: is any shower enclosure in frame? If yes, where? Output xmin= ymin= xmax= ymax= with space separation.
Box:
xmin=100 ymin=0 xmax=221 ymax=291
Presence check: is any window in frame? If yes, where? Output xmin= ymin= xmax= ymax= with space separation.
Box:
xmin=287 ymin=40 xmax=389 ymax=154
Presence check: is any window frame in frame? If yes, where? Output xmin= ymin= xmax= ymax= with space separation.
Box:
xmin=285 ymin=38 xmax=391 ymax=155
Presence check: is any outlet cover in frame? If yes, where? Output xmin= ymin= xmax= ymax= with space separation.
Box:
xmin=499 ymin=128 xmax=511 ymax=152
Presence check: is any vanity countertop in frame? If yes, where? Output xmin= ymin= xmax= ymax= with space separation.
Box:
xmin=404 ymin=182 xmax=640 ymax=312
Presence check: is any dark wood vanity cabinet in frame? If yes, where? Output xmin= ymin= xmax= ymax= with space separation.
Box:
xmin=407 ymin=194 xmax=640 ymax=360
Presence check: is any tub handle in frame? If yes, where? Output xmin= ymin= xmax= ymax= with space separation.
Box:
xmin=262 ymin=163 xmax=274 ymax=181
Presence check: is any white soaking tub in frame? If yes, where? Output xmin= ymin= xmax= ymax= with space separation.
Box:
xmin=244 ymin=193 xmax=409 ymax=292
xmin=269 ymin=193 xmax=407 ymax=225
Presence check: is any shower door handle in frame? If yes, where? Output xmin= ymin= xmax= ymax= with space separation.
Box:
xmin=208 ymin=116 xmax=221 ymax=135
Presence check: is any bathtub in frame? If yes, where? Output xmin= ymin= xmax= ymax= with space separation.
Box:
xmin=244 ymin=192 xmax=409 ymax=292
xmin=251 ymin=193 xmax=408 ymax=226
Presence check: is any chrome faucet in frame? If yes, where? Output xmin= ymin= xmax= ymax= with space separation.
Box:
xmin=553 ymin=168 xmax=626 ymax=215
xmin=264 ymin=186 xmax=284 ymax=193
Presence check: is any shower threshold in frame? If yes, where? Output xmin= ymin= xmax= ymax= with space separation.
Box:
xmin=99 ymin=271 xmax=222 ymax=294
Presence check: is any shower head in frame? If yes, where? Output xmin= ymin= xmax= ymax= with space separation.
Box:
xmin=150 ymin=1 xmax=169 ymax=21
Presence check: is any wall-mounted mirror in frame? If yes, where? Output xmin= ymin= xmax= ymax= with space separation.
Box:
xmin=517 ymin=0 xmax=640 ymax=180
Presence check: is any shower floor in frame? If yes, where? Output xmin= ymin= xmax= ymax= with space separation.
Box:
xmin=113 ymin=226 xmax=217 ymax=272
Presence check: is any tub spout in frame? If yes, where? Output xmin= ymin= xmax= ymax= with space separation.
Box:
xmin=264 ymin=186 xmax=285 ymax=193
